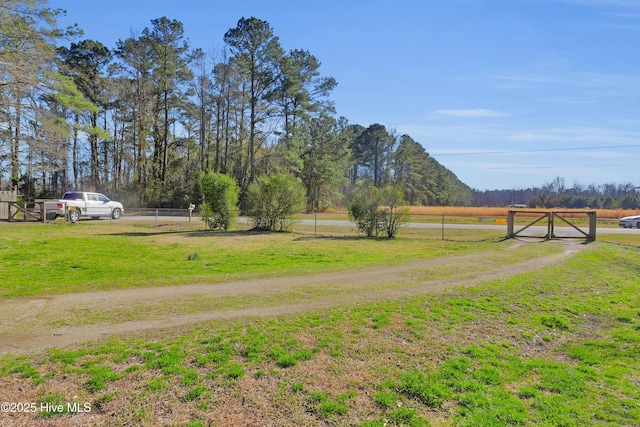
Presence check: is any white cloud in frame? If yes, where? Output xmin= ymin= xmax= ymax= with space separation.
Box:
xmin=435 ymin=109 xmax=507 ymax=118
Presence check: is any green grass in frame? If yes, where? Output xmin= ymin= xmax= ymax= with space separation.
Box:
xmin=0 ymin=222 xmax=501 ymax=298
xmin=0 ymin=226 xmax=638 ymax=425
xmin=600 ymin=233 xmax=640 ymax=247
xmin=6 ymin=236 xmax=561 ymax=331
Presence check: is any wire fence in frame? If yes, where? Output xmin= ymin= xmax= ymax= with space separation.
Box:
xmin=2 ymin=206 xmax=614 ymax=242
xmin=107 ymin=210 xmax=509 ymax=241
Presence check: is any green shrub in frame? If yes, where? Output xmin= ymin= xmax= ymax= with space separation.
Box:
xmin=348 ymin=184 xmax=381 ymax=237
xmin=246 ymin=173 xmax=306 ymax=232
xmin=348 ymin=184 xmax=409 ymax=238
xmin=198 ymin=171 xmax=239 ymax=230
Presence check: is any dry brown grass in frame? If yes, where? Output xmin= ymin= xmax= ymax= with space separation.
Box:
xmin=407 ymin=206 xmax=509 ymax=217
xmin=405 ymin=206 xmax=640 ymax=219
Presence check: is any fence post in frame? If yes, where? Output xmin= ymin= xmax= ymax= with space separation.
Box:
xmin=506 ymin=210 xmax=515 ymax=239
xmin=441 ymin=215 xmax=445 ymax=240
xmin=588 ymin=211 xmax=597 ymax=241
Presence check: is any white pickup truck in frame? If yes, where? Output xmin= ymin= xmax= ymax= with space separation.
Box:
xmin=42 ymin=191 xmax=124 ymax=221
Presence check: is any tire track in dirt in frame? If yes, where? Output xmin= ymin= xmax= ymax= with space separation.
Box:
xmin=0 ymin=242 xmax=587 ymax=355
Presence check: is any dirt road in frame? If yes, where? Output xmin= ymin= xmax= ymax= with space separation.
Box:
xmin=0 ymin=242 xmax=586 ymax=355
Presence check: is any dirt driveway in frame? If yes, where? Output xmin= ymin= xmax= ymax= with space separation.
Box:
xmin=0 ymin=241 xmax=586 ymax=356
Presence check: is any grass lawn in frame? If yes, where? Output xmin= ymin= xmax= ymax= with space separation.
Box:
xmin=0 ymin=222 xmax=638 ymax=426
xmin=0 ymin=221 xmax=502 ymax=298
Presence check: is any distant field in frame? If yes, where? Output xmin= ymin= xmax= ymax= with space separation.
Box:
xmin=296 ymin=206 xmax=638 ymax=222
xmin=296 ymin=206 xmax=632 ymax=227
xmin=406 ymin=206 xmax=639 ymax=220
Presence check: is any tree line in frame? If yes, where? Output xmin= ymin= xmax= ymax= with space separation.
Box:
xmin=1 ymin=1 xmax=472 ymax=210
xmin=474 ymin=177 xmax=640 ymax=209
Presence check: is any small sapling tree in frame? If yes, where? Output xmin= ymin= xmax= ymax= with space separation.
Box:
xmin=379 ymin=185 xmax=410 ymax=238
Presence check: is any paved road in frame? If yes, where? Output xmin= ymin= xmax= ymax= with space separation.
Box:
xmin=119 ymin=215 xmax=639 ymax=236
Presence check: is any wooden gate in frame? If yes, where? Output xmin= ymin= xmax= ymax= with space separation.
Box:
xmin=0 ymin=187 xmax=18 ymax=220
xmin=506 ymin=210 xmax=596 ymax=242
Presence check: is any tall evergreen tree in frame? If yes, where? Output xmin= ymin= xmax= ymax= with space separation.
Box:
xmin=300 ymin=114 xmax=350 ymax=211
xmin=188 ymin=48 xmax=213 ymax=173
xmin=342 ymin=121 xmax=366 ymax=185
xmin=0 ymin=0 xmax=79 ymax=189
xmin=144 ymin=17 xmax=194 ymax=187
xmin=355 ymin=123 xmax=394 ymax=187
xmin=58 ymin=39 xmax=112 ymax=189
xmin=224 ymin=17 xmax=283 ymax=184
xmin=1 ymin=9 xmax=481 ymax=208
xmin=269 ymin=49 xmax=337 ymax=173
xmin=394 ymin=134 xmax=435 ymax=205
xmin=115 ymin=31 xmax=154 ymax=192
xmin=212 ymin=57 xmax=245 ymax=178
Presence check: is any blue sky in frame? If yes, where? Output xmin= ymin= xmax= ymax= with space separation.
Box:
xmin=51 ymin=0 xmax=640 ymax=191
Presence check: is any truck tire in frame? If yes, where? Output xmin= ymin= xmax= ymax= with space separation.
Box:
xmin=68 ymin=209 xmax=80 ymax=222
xmin=46 ymin=212 xmax=57 ymax=221
xmin=111 ymin=208 xmax=122 ymax=220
